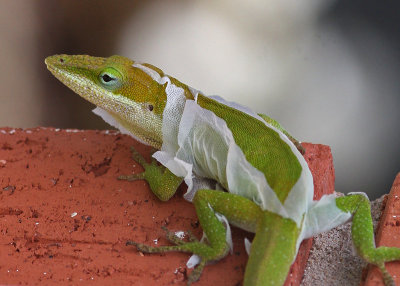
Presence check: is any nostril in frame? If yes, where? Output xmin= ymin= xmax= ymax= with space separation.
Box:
xmin=59 ymin=58 xmax=64 ymax=63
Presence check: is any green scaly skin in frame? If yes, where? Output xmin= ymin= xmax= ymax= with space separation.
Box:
xmin=45 ymin=54 xmax=400 ymax=286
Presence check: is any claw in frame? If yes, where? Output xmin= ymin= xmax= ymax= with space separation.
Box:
xmin=377 ymin=263 xmax=395 ymax=286
xmin=187 ymin=260 xmax=206 ymax=285
xmin=118 ymin=146 xmax=150 ymax=181
xmin=126 ymin=225 xmax=227 ymax=286
xmin=129 ymin=146 xmax=149 ymax=166
xmin=126 ymin=240 xmax=137 ymax=247
xmin=118 ymin=173 xmax=145 ymax=181
xmin=127 ymin=240 xmax=158 ymax=253
xmin=126 ymin=236 xmax=207 ymax=286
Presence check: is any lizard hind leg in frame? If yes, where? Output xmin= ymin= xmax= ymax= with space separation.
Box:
xmin=127 ymin=189 xmax=253 ymax=285
xmin=336 ymin=194 xmax=400 ymax=286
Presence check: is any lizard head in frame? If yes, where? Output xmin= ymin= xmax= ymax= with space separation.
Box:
xmin=45 ymin=54 xmax=178 ymax=148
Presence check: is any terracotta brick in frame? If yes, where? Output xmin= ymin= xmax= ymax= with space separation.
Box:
xmin=361 ymin=173 xmax=400 ymax=286
xmin=0 ymin=128 xmax=333 ymax=285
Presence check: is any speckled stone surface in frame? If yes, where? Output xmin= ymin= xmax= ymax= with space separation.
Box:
xmin=301 ymin=195 xmax=386 ymax=286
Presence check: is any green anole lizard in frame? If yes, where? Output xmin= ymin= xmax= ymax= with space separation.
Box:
xmin=45 ymin=54 xmax=400 ymax=286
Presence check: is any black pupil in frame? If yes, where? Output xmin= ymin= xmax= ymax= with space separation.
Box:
xmin=102 ymin=74 xmax=114 ymax=83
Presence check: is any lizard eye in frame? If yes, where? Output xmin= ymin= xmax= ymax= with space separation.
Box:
xmin=101 ymin=74 xmax=114 ymax=83
xmin=99 ymin=67 xmax=122 ymax=89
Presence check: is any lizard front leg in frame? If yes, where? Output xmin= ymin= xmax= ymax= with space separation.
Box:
xmin=118 ymin=146 xmax=183 ymax=201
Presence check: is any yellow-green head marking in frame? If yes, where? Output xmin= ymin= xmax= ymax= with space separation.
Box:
xmin=45 ymin=54 xmax=194 ymax=148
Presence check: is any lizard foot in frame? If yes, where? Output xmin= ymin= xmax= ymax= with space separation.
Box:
xmin=125 ymin=226 xmax=200 ymax=252
xmin=118 ymin=146 xmax=183 ymax=201
xmin=118 ymin=146 xmax=147 ymax=181
xmin=126 ymin=226 xmax=228 ymax=285
xmin=118 ymin=146 xmax=160 ymax=181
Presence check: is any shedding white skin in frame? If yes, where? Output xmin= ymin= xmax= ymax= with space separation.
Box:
xmin=92 ymin=107 xmax=148 ymax=146
xmin=302 ymin=193 xmax=352 ymax=239
xmin=133 ymin=65 xmax=352 ymax=266
xmin=244 ymin=238 xmax=252 ymax=255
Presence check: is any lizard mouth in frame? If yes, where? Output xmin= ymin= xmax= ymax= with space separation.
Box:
xmin=45 ymin=55 xmax=104 ymax=104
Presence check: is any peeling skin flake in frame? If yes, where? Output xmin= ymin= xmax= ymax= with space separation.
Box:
xmin=175 ymin=231 xmax=185 ymax=239
xmin=244 ymin=238 xmax=251 ymax=255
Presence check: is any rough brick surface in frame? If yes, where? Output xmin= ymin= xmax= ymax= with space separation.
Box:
xmin=361 ymin=173 xmax=400 ymax=286
xmin=0 ymin=128 xmax=333 ymax=285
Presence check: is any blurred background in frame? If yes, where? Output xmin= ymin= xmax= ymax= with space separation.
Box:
xmin=1 ymin=0 xmax=399 ymax=199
